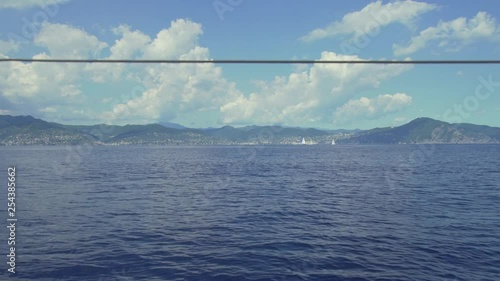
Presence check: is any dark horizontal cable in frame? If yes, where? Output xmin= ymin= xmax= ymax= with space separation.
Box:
xmin=1 ymin=58 xmax=500 ymax=64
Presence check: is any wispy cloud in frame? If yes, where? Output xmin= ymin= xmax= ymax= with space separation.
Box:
xmin=394 ymin=11 xmax=500 ymax=56
xmin=0 ymin=40 xmax=19 ymax=55
xmin=0 ymin=110 xmax=13 ymax=115
xmin=333 ymin=93 xmax=413 ymax=124
xmin=394 ymin=116 xmax=408 ymax=124
xmin=300 ymin=0 xmax=437 ymax=43
xmin=0 ymin=0 xmax=69 ymax=9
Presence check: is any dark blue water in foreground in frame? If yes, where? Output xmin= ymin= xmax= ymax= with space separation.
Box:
xmin=0 ymin=145 xmax=499 ymax=281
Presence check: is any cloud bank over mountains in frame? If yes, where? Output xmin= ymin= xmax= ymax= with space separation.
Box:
xmin=1 ymin=1 xmax=497 ymax=127
xmin=0 ymin=18 xmax=414 ymax=126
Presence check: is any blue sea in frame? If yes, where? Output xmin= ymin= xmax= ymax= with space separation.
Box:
xmin=1 ymin=145 xmax=499 ymax=281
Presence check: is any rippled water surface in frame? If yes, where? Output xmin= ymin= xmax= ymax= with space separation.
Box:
xmin=1 ymin=145 xmax=499 ymax=281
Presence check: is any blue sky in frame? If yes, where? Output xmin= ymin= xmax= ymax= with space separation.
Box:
xmin=0 ymin=0 xmax=499 ymax=129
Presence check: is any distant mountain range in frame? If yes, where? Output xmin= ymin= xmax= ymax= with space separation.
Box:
xmin=0 ymin=115 xmax=499 ymax=145
xmin=341 ymin=117 xmax=500 ymax=144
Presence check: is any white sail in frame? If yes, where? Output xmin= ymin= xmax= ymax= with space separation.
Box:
xmin=301 ymin=138 xmax=306 ymax=145
xmin=331 ymin=139 xmax=336 ymax=145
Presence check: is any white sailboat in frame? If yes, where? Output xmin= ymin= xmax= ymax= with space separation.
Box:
xmin=331 ymin=139 xmax=336 ymax=145
xmin=301 ymin=137 xmax=306 ymax=145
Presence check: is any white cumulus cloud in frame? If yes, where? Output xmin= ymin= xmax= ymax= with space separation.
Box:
xmin=220 ymin=52 xmax=412 ymax=125
xmin=35 ymin=22 xmax=108 ymax=59
xmin=109 ymin=25 xmax=151 ymax=59
xmin=142 ymin=19 xmax=203 ymax=60
xmin=0 ymin=22 xmax=108 ymax=118
xmin=0 ymin=18 xmax=414 ymax=127
xmin=94 ymin=20 xmax=241 ymax=124
xmin=0 ymin=22 xmax=105 ymax=107
xmin=0 ymin=19 xmax=216 ymax=123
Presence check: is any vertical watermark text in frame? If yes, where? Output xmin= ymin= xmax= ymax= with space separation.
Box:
xmin=7 ymin=167 xmax=17 ymax=274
